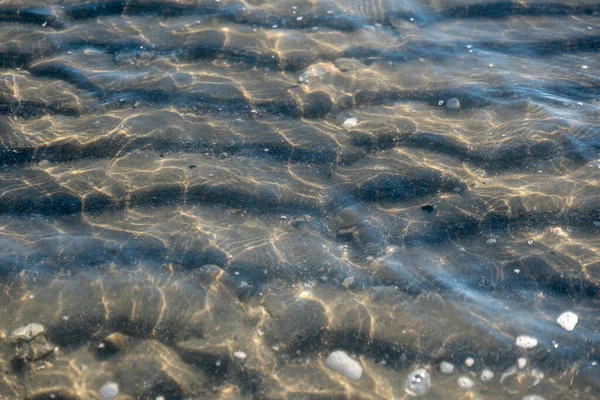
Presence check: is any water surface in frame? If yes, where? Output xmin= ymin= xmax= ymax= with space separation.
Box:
xmin=0 ymin=0 xmax=599 ymax=399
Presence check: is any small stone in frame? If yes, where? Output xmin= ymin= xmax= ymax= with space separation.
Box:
xmin=486 ymin=238 xmax=497 ymax=245
xmin=465 ymin=357 xmax=474 ymax=367
xmin=99 ymin=382 xmax=119 ymax=399
xmin=480 ymin=369 xmax=494 ymax=381
xmin=457 ymin=376 xmax=474 ymax=389
xmin=11 ymin=323 xmax=45 ymax=342
xmin=517 ymin=357 xmax=527 ymax=369
xmin=405 ymin=368 xmax=431 ymax=396
xmin=556 ymin=311 xmax=578 ymax=331
xmin=233 ymin=351 xmax=247 ymax=360
xmin=522 ymin=396 xmax=545 ymax=400
xmin=446 ymin=98 xmax=460 ymax=110
xmin=440 ymin=361 xmax=454 ymax=374
xmin=516 ymin=335 xmax=538 ymax=349
xmin=342 ymin=117 xmax=358 ymax=129
xmin=325 ymin=350 xmax=363 ymax=380
xmin=581 ymin=65 xmax=589 ymax=70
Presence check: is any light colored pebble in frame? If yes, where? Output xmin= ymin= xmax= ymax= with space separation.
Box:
xmin=342 ymin=117 xmax=358 ymax=129
xmin=480 ymin=368 xmax=494 ymax=381
xmin=440 ymin=361 xmax=454 ymax=374
xmin=457 ymin=376 xmax=474 ymax=389
xmin=405 ymin=368 xmax=431 ymax=396
xmin=465 ymin=357 xmax=474 ymax=367
xmin=522 ymin=396 xmax=545 ymax=400
xmin=517 ymin=357 xmax=527 ymax=369
xmin=11 ymin=323 xmax=45 ymax=342
xmin=486 ymin=238 xmax=497 ymax=245
xmin=99 ymin=382 xmax=119 ymax=399
xmin=516 ymin=335 xmax=538 ymax=349
xmin=325 ymin=350 xmax=363 ymax=380
xmin=556 ymin=311 xmax=578 ymax=331
xmin=234 ymin=351 xmax=247 ymax=359
xmin=446 ymin=98 xmax=460 ymax=110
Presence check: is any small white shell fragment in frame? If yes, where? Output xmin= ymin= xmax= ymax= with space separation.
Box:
xmin=516 ymin=335 xmax=538 ymax=349
xmin=342 ymin=117 xmax=358 ymax=129
xmin=522 ymin=395 xmax=546 ymax=400
xmin=556 ymin=311 xmax=578 ymax=331
xmin=233 ymin=351 xmax=247 ymax=360
xmin=457 ymin=376 xmax=474 ymax=389
xmin=517 ymin=357 xmax=527 ymax=369
xmin=405 ymin=368 xmax=431 ymax=396
xmin=325 ymin=350 xmax=363 ymax=380
xmin=480 ymin=368 xmax=494 ymax=381
xmin=99 ymin=382 xmax=119 ymax=399
xmin=465 ymin=357 xmax=474 ymax=367
xmin=440 ymin=361 xmax=454 ymax=374
xmin=11 ymin=323 xmax=45 ymax=341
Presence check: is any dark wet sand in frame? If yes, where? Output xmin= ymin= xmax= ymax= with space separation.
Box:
xmin=1 ymin=0 xmax=600 ymax=399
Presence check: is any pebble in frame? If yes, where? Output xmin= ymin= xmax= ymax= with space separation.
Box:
xmin=516 ymin=335 xmax=538 ymax=349
xmin=457 ymin=376 xmax=474 ymax=389
xmin=342 ymin=117 xmax=358 ymax=129
xmin=486 ymin=238 xmax=497 ymax=245
xmin=440 ymin=361 xmax=454 ymax=374
xmin=11 ymin=323 xmax=45 ymax=342
xmin=517 ymin=357 xmax=528 ymax=369
xmin=522 ymin=396 xmax=545 ymax=400
xmin=233 ymin=351 xmax=247 ymax=360
xmin=465 ymin=357 xmax=475 ymax=367
xmin=556 ymin=311 xmax=578 ymax=331
xmin=99 ymin=382 xmax=119 ymax=399
xmin=404 ymin=368 xmax=431 ymax=396
xmin=446 ymin=98 xmax=461 ymax=110
xmin=480 ymin=369 xmax=494 ymax=381
xmin=325 ymin=350 xmax=363 ymax=380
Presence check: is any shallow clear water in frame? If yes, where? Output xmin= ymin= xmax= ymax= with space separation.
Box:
xmin=0 ymin=0 xmax=599 ymax=399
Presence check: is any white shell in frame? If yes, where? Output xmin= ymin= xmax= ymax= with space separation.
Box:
xmin=325 ymin=350 xmax=363 ymax=380
xmin=556 ymin=311 xmax=578 ymax=331
xmin=515 ymin=335 xmax=538 ymax=349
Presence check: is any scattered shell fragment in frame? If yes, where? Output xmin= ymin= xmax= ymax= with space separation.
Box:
xmin=457 ymin=376 xmax=474 ymax=389
xmin=99 ymin=382 xmax=119 ymax=399
xmin=440 ymin=361 xmax=454 ymax=374
xmin=516 ymin=335 xmax=538 ymax=349
xmin=405 ymin=368 xmax=431 ymax=396
xmin=11 ymin=323 xmax=45 ymax=342
xmin=480 ymin=369 xmax=494 ymax=381
xmin=325 ymin=350 xmax=363 ymax=380
xmin=342 ymin=117 xmax=358 ymax=129
xmin=556 ymin=311 xmax=578 ymax=331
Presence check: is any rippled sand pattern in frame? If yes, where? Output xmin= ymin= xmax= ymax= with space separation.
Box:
xmin=1 ymin=0 xmax=600 ymax=399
